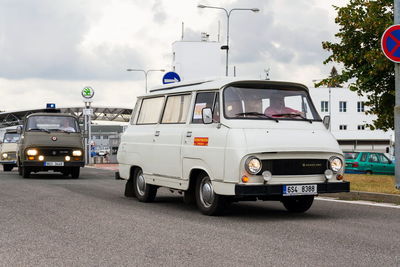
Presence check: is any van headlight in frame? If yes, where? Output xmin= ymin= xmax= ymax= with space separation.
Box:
xmin=26 ymin=149 xmax=38 ymax=156
xmin=2 ymin=153 xmax=8 ymax=159
xmin=245 ymin=157 xmax=262 ymax=174
xmin=329 ymin=157 xmax=343 ymax=173
xmin=72 ymin=150 xmax=82 ymax=156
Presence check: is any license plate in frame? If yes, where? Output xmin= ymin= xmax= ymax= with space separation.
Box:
xmin=283 ymin=184 xmax=317 ymax=196
xmin=45 ymin=162 xmax=64 ymax=166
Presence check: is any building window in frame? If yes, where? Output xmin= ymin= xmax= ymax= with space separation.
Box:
xmin=103 ymin=135 xmax=109 ymax=139
xmin=357 ymin=101 xmax=365 ymax=112
xmin=339 ymin=101 xmax=347 ymax=112
xmin=339 ymin=125 xmax=347 ymax=130
xmin=321 ymin=101 xmax=328 ymax=112
xmin=357 ymin=125 xmax=365 ymax=130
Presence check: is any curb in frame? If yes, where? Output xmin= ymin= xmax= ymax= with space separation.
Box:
xmin=321 ymin=191 xmax=400 ymax=205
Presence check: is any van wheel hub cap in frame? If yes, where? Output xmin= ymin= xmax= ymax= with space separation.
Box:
xmin=200 ymin=177 xmax=214 ymax=208
xmin=137 ymin=173 xmax=146 ymax=195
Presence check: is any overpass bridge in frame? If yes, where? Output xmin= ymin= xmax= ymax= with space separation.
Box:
xmin=0 ymin=107 xmax=133 ymax=128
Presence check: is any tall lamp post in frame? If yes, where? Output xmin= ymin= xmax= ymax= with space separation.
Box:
xmin=313 ymin=79 xmax=332 ymax=131
xmin=197 ymin=4 xmax=259 ymax=76
xmin=127 ymin=69 xmax=165 ymax=93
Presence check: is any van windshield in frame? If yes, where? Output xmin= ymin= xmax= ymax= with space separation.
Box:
xmin=26 ymin=116 xmax=80 ymax=133
xmin=3 ymin=133 xmax=19 ymax=143
xmin=223 ymin=86 xmax=321 ymax=121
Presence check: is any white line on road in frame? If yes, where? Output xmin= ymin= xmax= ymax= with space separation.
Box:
xmin=316 ymin=197 xmax=400 ymax=209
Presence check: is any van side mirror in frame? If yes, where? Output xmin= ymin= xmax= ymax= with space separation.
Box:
xmin=16 ymin=126 xmax=22 ymax=134
xmin=202 ymin=108 xmax=213 ymax=124
xmin=323 ymin=115 xmax=330 ymax=130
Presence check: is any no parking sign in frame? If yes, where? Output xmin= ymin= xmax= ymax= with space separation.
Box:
xmin=381 ymin=24 xmax=400 ymax=63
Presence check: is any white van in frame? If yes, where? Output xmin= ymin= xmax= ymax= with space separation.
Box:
xmin=117 ymin=78 xmax=349 ymax=215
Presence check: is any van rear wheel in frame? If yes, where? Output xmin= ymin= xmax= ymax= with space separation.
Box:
xmin=133 ymin=168 xmax=157 ymax=202
xmin=71 ymin=167 xmax=80 ymax=179
xmin=281 ymin=196 xmax=314 ymax=213
xmin=195 ymin=173 xmax=226 ymax=216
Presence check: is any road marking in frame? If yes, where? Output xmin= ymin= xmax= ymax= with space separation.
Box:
xmin=316 ymin=197 xmax=400 ymax=209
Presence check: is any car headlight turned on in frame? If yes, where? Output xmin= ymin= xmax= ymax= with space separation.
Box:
xmin=245 ymin=156 xmax=262 ymax=174
xmin=329 ymin=156 xmax=343 ymax=173
xmin=26 ymin=149 xmax=38 ymax=156
xmin=2 ymin=153 xmax=8 ymax=159
xmin=72 ymin=150 xmax=82 ymax=157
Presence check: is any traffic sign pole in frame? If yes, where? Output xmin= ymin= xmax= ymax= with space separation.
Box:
xmin=395 ymin=0 xmax=400 ymax=189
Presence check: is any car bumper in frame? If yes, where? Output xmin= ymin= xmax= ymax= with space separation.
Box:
xmin=235 ymin=181 xmax=350 ymax=197
xmin=0 ymin=160 xmax=17 ymax=164
xmin=22 ymin=161 xmax=85 ymax=167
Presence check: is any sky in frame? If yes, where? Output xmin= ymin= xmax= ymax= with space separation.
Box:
xmin=0 ymin=0 xmax=349 ymax=111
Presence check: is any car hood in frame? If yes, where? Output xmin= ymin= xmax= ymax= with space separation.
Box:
xmin=243 ymin=128 xmax=342 ymax=154
xmin=22 ymin=132 xmax=83 ymax=148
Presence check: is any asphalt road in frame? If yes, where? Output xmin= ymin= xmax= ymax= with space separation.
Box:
xmin=0 ymin=168 xmax=399 ymax=266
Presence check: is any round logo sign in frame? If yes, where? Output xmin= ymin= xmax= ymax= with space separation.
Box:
xmin=81 ymin=86 xmax=95 ymax=99
xmin=381 ymin=24 xmax=400 ymax=63
xmin=51 ymin=136 xmax=57 ymax=141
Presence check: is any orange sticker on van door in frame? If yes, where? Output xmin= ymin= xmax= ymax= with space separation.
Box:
xmin=194 ymin=137 xmax=209 ymax=146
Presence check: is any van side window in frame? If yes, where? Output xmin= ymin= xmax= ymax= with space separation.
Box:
xmin=213 ymin=93 xmax=220 ymax=122
xmin=192 ymin=92 xmax=216 ymax=123
xmin=130 ymin=100 xmax=141 ymax=125
xmin=360 ymin=153 xmax=368 ymax=162
xmin=161 ymin=94 xmax=191 ymax=124
xmin=137 ymin=97 xmax=164 ymax=124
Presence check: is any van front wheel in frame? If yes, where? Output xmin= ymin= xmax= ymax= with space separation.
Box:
xmin=195 ymin=174 xmax=226 ymax=216
xmin=281 ymin=196 xmax=314 ymax=213
xmin=133 ymin=169 xmax=157 ymax=202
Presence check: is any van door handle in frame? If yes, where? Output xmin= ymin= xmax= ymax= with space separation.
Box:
xmin=186 ymin=131 xmax=192 ymax=137
xmin=155 ymin=131 xmax=160 ymax=137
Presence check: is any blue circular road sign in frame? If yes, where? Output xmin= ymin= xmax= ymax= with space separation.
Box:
xmin=382 ymin=24 xmax=400 ymax=63
xmin=162 ymin=72 xmax=181 ymax=84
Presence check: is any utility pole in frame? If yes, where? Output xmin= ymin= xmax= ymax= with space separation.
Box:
xmin=395 ymin=0 xmax=400 ymax=189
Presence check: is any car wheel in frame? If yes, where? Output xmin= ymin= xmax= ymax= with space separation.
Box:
xmin=3 ymin=165 xmax=13 ymax=172
xmin=22 ymin=167 xmax=31 ymax=179
xmin=124 ymin=177 xmax=136 ymax=198
xmin=281 ymin=196 xmax=314 ymax=213
xmin=71 ymin=167 xmax=80 ymax=179
xmin=195 ymin=173 xmax=227 ymax=216
xmin=366 ymin=170 xmax=372 ymax=175
xmin=133 ymin=168 xmax=157 ymax=202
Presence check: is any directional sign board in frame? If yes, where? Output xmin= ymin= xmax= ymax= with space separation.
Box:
xmin=162 ymin=72 xmax=181 ymax=84
xmin=381 ymin=25 xmax=400 ymax=63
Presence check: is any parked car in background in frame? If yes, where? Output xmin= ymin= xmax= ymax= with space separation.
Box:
xmin=344 ymin=151 xmax=395 ymax=175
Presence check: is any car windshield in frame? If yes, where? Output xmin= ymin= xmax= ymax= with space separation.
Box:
xmin=344 ymin=152 xmax=359 ymax=160
xmin=223 ymin=86 xmax=321 ymax=121
xmin=26 ymin=116 xmax=79 ymax=133
xmin=3 ymin=133 xmax=19 ymax=143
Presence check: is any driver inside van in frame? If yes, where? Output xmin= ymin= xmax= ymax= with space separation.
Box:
xmin=264 ymin=94 xmax=301 ymax=118
xmin=61 ymin=119 xmax=76 ymax=132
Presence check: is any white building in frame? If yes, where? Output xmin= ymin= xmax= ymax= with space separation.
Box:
xmin=170 ymin=40 xmax=393 ymax=153
xmin=309 ymin=87 xmax=393 ymax=152
xmin=172 ymin=39 xmax=224 ymax=81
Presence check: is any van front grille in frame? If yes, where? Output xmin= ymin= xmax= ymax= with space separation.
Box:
xmin=260 ymin=159 xmax=328 ymax=175
xmin=39 ymin=148 xmax=72 ymax=156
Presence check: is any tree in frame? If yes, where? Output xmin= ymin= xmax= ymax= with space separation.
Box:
xmin=328 ymin=66 xmax=343 ymax=87
xmin=318 ymin=0 xmax=394 ymax=130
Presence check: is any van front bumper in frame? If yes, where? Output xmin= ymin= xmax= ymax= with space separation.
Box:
xmin=0 ymin=160 xmax=17 ymax=164
xmin=235 ymin=181 xmax=350 ymax=197
xmin=22 ymin=161 xmax=85 ymax=167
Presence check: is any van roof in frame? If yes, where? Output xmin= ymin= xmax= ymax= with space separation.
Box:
xmin=146 ymin=78 xmax=308 ymax=97
xmin=26 ymin=113 xmax=78 ymax=119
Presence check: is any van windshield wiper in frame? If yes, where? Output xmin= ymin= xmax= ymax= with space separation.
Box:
xmin=28 ymin=128 xmax=51 ymax=133
xmin=272 ymin=113 xmax=313 ymax=123
xmin=235 ymin=112 xmax=279 ymax=122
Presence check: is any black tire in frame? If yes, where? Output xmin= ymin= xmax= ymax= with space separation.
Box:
xmin=183 ymin=189 xmax=196 ymax=205
xmin=22 ymin=167 xmax=31 ymax=179
xmin=281 ymin=196 xmax=314 ymax=213
xmin=366 ymin=170 xmax=373 ymax=175
xmin=195 ymin=173 xmax=227 ymax=216
xmin=133 ymin=168 xmax=157 ymax=202
xmin=71 ymin=167 xmax=80 ymax=179
xmin=3 ymin=165 xmax=13 ymax=172
xmin=124 ymin=178 xmax=136 ymax=198
xmin=18 ymin=166 xmax=22 ymax=176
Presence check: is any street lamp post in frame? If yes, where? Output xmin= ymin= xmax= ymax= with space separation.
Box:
xmin=126 ymin=69 xmax=165 ymax=93
xmin=197 ymin=4 xmax=259 ymax=76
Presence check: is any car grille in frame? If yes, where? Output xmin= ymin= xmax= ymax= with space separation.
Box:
xmin=260 ymin=159 xmax=328 ymax=175
xmin=39 ymin=148 xmax=73 ymax=156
